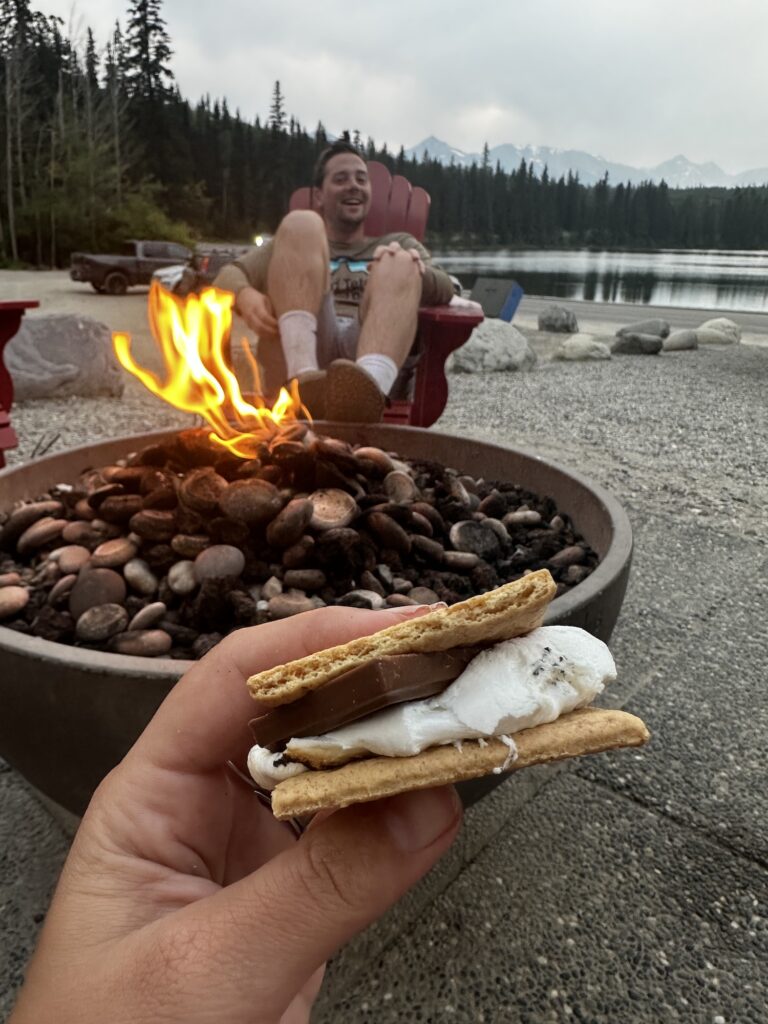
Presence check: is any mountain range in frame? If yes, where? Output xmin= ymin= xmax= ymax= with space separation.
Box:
xmin=403 ymin=136 xmax=768 ymax=189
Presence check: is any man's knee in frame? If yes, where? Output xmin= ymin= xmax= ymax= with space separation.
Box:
xmin=275 ymin=209 xmax=327 ymax=248
xmin=368 ymin=248 xmax=422 ymax=292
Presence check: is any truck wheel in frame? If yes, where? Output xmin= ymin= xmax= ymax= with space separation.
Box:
xmin=91 ymin=283 xmax=105 ymax=293
xmin=104 ymin=272 xmax=128 ymax=296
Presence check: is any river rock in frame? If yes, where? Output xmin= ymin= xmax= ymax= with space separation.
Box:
xmin=0 ymin=586 xmax=29 ymax=619
xmin=268 ymin=592 xmax=316 ymax=619
xmin=219 ymin=479 xmax=283 ymax=525
xmin=128 ymin=601 xmax=167 ymax=631
xmin=698 ymin=317 xmax=740 ymax=344
xmin=611 ymin=333 xmax=663 ymax=355
xmin=411 ymin=535 xmax=445 ymax=563
xmin=447 ymin=320 xmax=537 ymax=373
xmin=0 ymin=572 xmax=22 ymax=587
xmin=6 ymin=314 xmax=124 ymax=400
xmin=663 ymin=329 xmax=699 ymax=352
xmin=16 ymin=517 xmax=67 ymax=554
xmin=168 ymin=560 xmax=198 ymax=595
xmin=194 ymin=544 xmax=245 ymax=581
xmin=171 ymin=534 xmax=210 ymax=558
xmin=55 ymin=545 xmax=92 ymax=574
xmin=383 ymin=470 xmax=420 ymax=503
xmin=553 ymin=334 xmax=612 ymax=361
xmin=442 ymin=550 xmax=481 ymax=571
xmin=308 ymin=490 xmax=359 ymax=532
xmin=449 ymin=520 xmax=502 ymax=559
xmin=129 ymin=510 xmax=176 ymax=542
xmin=549 ymin=544 xmax=586 ymax=568
xmin=61 ymin=520 xmax=99 ymax=546
xmin=179 ymin=467 xmax=229 ymax=513
xmin=0 ymin=500 xmax=65 ymax=548
xmin=408 ymin=586 xmax=442 ymax=605
xmin=75 ymin=603 xmax=129 ymax=642
xmin=48 ymin=574 xmax=77 ymax=604
xmin=69 ymin=568 xmax=127 ymax=618
xmin=283 ymin=569 xmax=327 ymax=592
xmin=267 ymin=498 xmax=314 ymax=547
xmin=616 ymin=318 xmax=670 ymax=339
xmin=90 ymin=537 xmax=138 ymax=568
xmin=366 ymin=512 xmax=412 ymax=555
xmin=538 ymin=305 xmax=579 ymax=333
xmin=504 ymin=509 xmax=542 ymax=527
xmin=261 ymin=575 xmax=284 ymax=600
xmin=123 ymin=558 xmax=159 ymax=596
xmin=338 ymin=589 xmax=386 ymax=610
xmin=110 ymin=629 xmax=173 ymax=657
xmin=354 ymin=446 xmax=395 ymax=475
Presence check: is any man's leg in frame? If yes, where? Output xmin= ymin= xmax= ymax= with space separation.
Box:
xmin=324 ymin=248 xmax=422 ymax=422
xmin=260 ymin=210 xmax=328 ymax=388
xmin=357 ymin=247 xmax=421 ymax=379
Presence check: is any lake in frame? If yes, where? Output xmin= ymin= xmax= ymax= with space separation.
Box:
xmin=434 ymin=249 xmax=768 ymax=313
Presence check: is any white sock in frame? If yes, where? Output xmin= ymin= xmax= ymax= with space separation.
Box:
xmin=356 ymin=353 xmax=399 ymax=396
xmin=278 ymin=311 xmax=318 ymax=378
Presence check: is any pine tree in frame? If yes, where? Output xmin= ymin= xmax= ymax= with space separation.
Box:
xmin=268 ymin=80 xmax=285 ymax=133
xmin=124 ymin=0 xmax=174 ymax=102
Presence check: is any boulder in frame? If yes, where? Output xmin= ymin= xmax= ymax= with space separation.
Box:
xmin=7 ymin=314 xmax=124 ymax=400
xmin=697 ymin=325 xmax=737 ymax=346
xmin=448 ymin=320 xmax=537 ymax=374
xmin=616 ymin=317 xmax=670 ymax=339
xmin=611 ymin=333 xmax=663 ymax=355
xmin=552 ymin=334 xmax=612 ymax=361
xmin=537 ymin=305 xmax=578 ymax=333
xmin=663 ymin=329 xmax=699 ymax=352
xmin=698 ymin=317 xmax=740 ymax=344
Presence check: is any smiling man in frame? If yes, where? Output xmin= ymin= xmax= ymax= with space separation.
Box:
xmin=214 ymin=140 xmax=459 ymax=422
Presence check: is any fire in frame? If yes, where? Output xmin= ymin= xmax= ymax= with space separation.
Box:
xmin=112 ymin=282 xmax=307 ymax=459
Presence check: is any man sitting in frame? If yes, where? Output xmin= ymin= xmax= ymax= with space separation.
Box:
xmin=214 ymin=140 xmax=459 ymax=422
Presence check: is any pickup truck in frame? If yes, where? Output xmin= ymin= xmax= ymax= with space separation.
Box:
xmin=70 ymin=240 xmax=193 ymax=295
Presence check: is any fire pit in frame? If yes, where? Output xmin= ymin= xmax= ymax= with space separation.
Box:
xmin=0 ymin=422 xmax=632 ymax=816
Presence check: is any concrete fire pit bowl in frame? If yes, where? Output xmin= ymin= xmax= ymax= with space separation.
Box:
xmin=0 ymin=424 xmax=632 ymax=816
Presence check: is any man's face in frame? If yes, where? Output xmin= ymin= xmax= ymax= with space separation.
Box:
xmin=314 ymin=153 xmax=372 ymax=235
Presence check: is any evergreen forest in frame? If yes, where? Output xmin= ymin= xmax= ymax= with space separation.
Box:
xmin=2 ymin=0 xmax=768 ymax=267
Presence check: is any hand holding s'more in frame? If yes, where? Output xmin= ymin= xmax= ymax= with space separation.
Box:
xmin=246 ymin=569 xmax=649 ymax=819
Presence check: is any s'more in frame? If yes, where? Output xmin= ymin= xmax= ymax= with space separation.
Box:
xmin=245 ymin=568 xmax=649 ymax=819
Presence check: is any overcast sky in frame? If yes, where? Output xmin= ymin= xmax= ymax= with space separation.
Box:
xmin=36 ymin=0 xmax=768 ymax=173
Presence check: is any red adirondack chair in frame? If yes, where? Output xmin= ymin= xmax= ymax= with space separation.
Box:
xmin=286 ymin=161 xmax=483 ymax=426
xmin=0 ymin=300 xmax=39 ymax=468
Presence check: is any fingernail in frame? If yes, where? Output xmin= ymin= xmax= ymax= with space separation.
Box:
xmin=385 ymin=787 xmax=462 ymax=852
xmin=394 ymin=601 xmax=447 ymax=617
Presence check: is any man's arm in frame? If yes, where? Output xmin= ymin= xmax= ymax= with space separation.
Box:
xmin=213 ymin=244 xmax=273 ymax=300
xmin=213 ymin=244 xmax=278 ymax=340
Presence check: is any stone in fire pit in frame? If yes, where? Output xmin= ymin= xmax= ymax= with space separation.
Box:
xmin=0 ymin=426 xmax=599 ymax=660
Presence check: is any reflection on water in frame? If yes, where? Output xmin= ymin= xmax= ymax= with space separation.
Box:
xmin=436 ymin=248 xmax=768 ymax=312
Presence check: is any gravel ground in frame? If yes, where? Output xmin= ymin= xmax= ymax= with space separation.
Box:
xmin=2 ymin=281 xmax=767 ymax=1021
xmin=6 ymin=320 xmax=766 ymax=546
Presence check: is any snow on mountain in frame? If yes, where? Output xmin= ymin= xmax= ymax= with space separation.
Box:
xmin=404 ymin=138 xmax=768 ymax=188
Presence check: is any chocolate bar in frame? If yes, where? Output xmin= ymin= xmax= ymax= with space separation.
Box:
xmin=249 ymin=648 xmax=478 ymax=749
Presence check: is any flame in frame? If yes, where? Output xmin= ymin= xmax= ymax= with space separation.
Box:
xmin=113 ymin=282 xmax=308 ymax=459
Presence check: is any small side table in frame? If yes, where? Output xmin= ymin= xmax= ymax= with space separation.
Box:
xmin=0 ymin=300 xmax=40 ymax=467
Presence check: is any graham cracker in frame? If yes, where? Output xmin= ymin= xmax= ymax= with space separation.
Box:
xmin=270 ymin=707 xmax=650 ymax=819
xmin=248 ymin=568 xmax=557 ymax=707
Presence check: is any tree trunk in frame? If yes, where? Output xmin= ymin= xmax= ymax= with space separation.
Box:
xmin=14 ymin=45 xmax=27 ymax=205
xmin=5 ymin=52 xmax=19 ymax=262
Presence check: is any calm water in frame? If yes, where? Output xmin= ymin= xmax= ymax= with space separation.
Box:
xmin=435 ymin=249 xmax=768 ymax=313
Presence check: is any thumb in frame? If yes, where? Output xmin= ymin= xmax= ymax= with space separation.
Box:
xmin=186 ymin=786 xmax=462 ymax=1020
